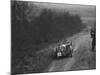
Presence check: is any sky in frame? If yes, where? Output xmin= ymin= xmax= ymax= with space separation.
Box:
xmin=24 ymin=0 xmax=96 ymax=5
xmin=26 ymin=1 xmax=96 ymax=23
xmin=33 ymin=2 xmax=95 ymax=18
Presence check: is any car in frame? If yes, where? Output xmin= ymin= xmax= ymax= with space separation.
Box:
xmin=55 ymin=41 xmax=73 ymax=58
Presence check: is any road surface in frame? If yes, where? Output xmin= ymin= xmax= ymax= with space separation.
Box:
xmin=44 ymin=31 xmax=92 ymax=72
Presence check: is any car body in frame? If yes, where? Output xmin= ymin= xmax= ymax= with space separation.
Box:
xmin=55 ymin=41 xmax=73 ymax=58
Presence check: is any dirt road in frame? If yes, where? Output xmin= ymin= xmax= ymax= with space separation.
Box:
xmin=45 ymin=31 xmax=92 ymax=72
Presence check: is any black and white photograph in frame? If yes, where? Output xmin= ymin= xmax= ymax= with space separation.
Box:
xmin=11 ymin=0 xmax=96 ymax=74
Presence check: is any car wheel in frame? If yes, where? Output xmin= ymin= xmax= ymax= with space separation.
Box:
xmin=69 ymin=53 xmax=72 ymax=57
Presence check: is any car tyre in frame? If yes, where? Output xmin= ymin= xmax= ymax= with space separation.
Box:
xmin=69 ymin=52 xmax=72 ymax=57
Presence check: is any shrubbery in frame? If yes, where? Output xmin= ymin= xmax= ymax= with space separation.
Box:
xmin=11 ymin=1 xmax=85 ymax=74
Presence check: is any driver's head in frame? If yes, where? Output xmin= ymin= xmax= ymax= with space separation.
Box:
xmin=66 ymin=40 xmax=71 ymax=45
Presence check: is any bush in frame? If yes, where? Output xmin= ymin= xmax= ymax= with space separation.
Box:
xmin=11 ymin=1 xmax=85 ymax=74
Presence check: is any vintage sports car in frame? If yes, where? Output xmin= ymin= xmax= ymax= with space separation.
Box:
xmin=55 ymin=41 xmax=73 ymax=58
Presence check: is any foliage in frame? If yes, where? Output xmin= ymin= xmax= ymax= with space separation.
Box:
xmin=11 ymin=1 xmax=85 ymax=74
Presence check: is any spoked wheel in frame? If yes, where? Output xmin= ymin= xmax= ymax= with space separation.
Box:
xmin=69 ymin=53 xmax=72 ymax=57
xmin=68 ymin=50 xmax=73 ymax=57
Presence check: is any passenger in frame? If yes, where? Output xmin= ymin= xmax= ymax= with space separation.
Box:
xmin=62 ymin=40 xmax=73 ymax=51
xmin=66 ymin=41 xmax=73 ymax=51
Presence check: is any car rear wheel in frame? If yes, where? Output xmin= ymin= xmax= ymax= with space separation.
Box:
xmin=69 ymin=53 xmax=72 ymax=57
xmin=68 ymin=51 xmax=72 ymax=57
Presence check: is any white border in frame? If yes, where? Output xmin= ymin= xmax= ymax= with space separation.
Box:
xmin=0 ymin=0 xmax=10 ymax=75
xmin=0 ymin=0 xmax=98 ymax=75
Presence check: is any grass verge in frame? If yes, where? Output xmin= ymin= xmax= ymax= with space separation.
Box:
xmin=71 ymin=46 xmax=96 ymax=71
